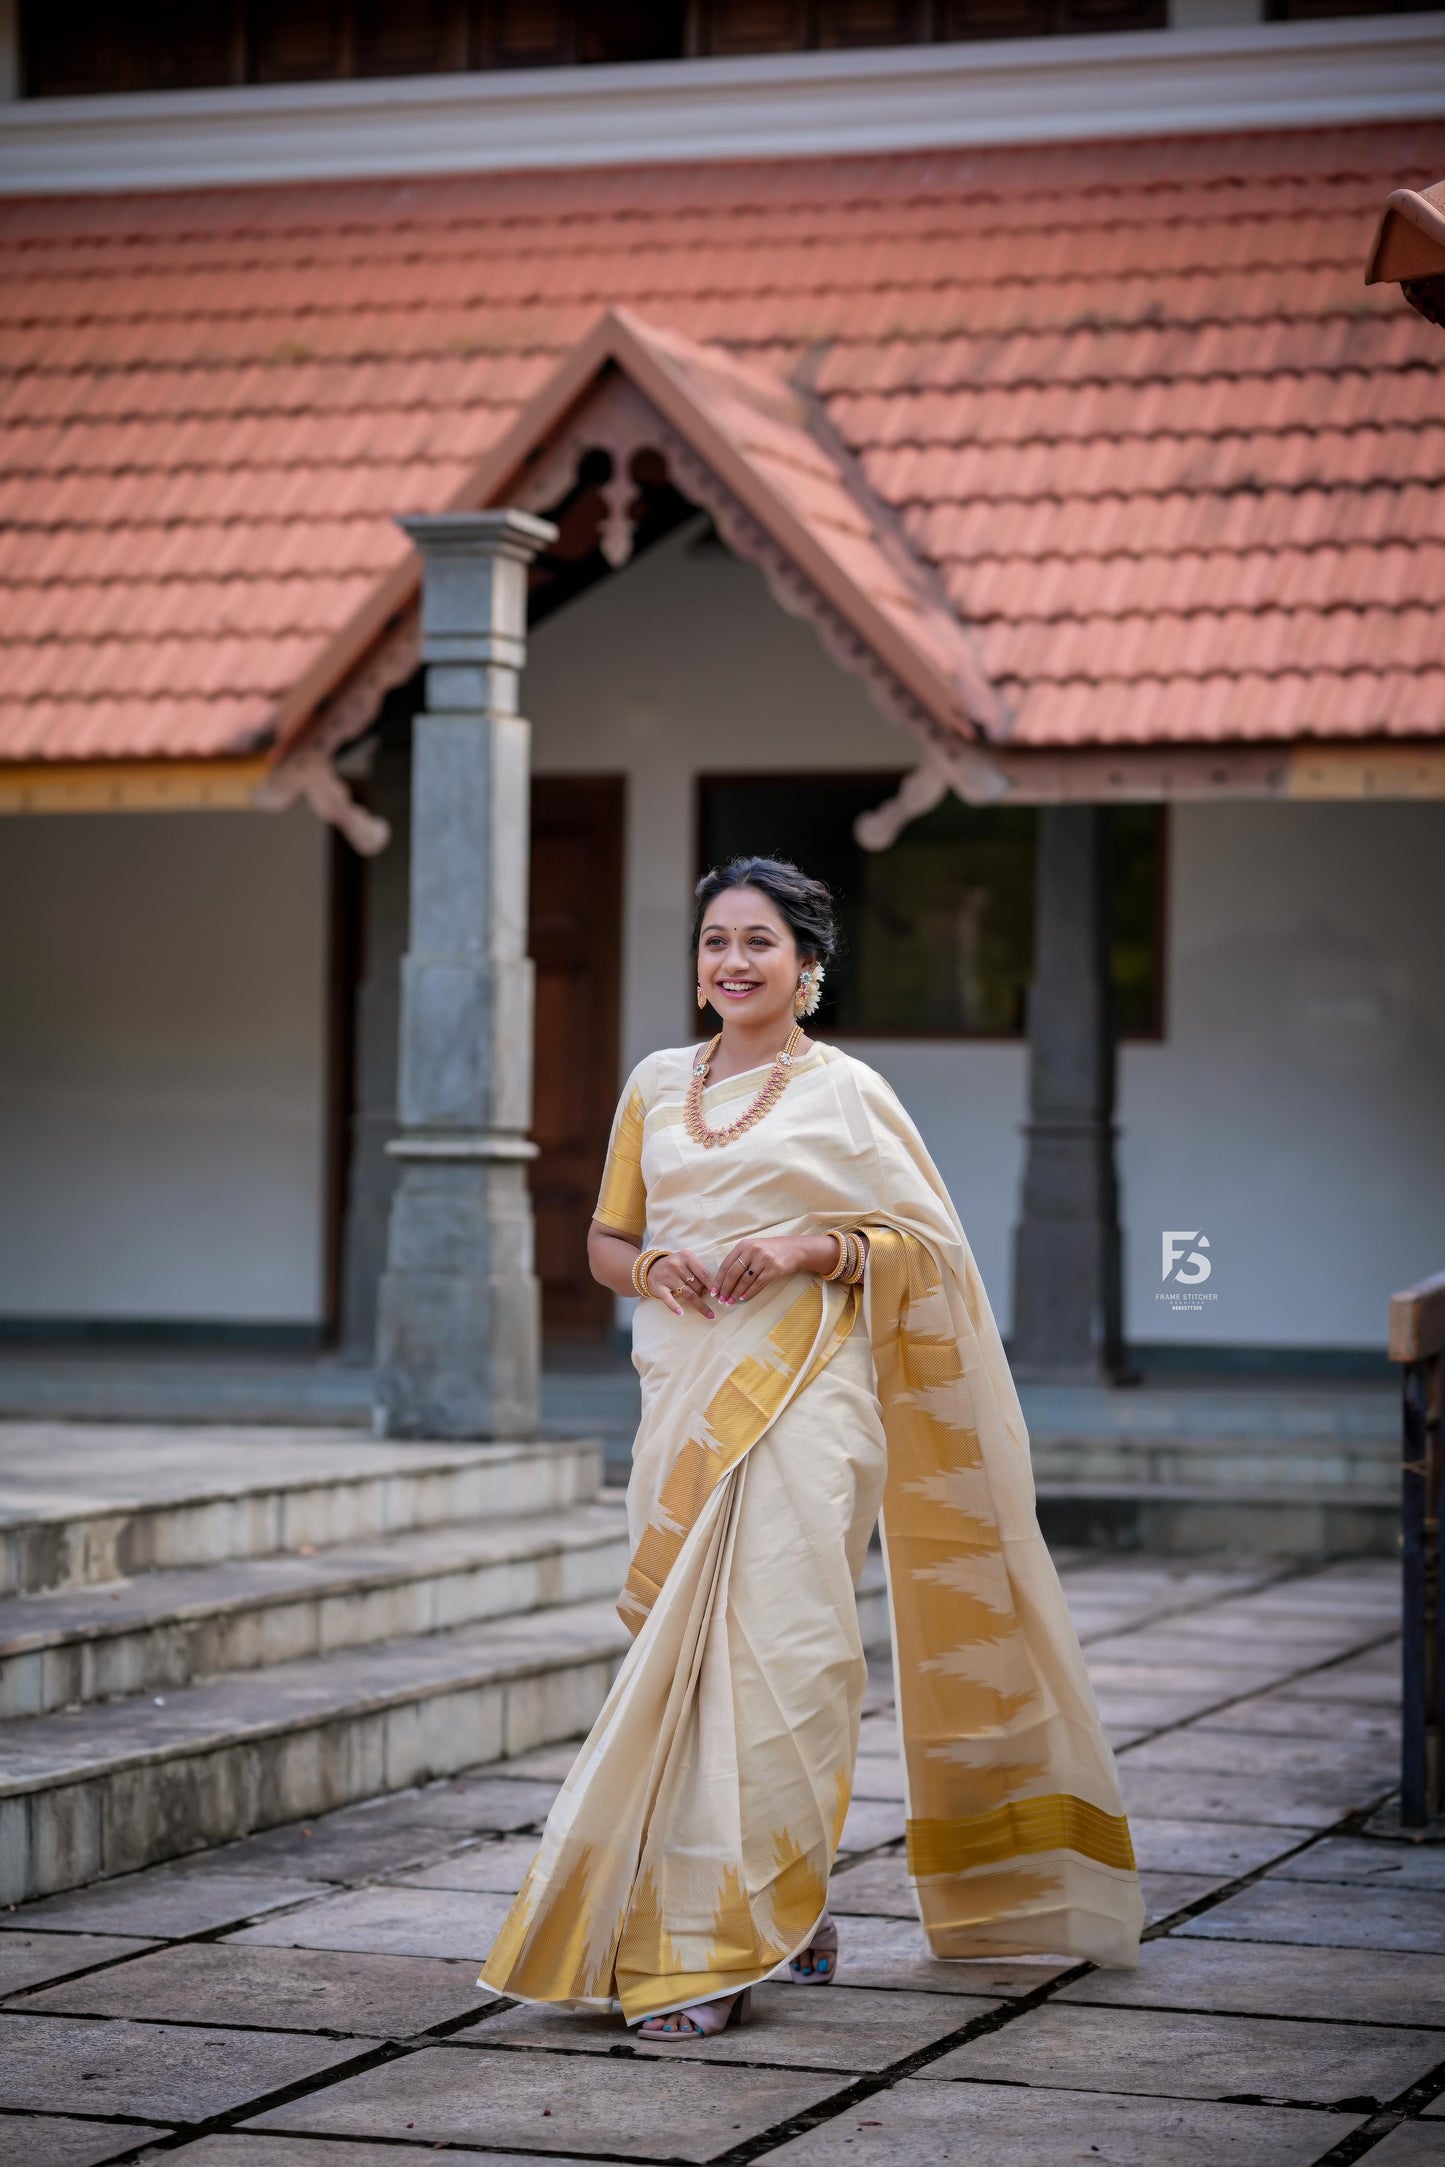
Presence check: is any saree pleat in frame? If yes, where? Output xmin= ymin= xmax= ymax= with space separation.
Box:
xmin=479 ymin=1041 xmax=1142 ymax=2022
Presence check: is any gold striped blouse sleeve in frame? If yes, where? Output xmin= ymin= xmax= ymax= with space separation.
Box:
xmin=593 ymin=1081 xmax=647 ymax=1241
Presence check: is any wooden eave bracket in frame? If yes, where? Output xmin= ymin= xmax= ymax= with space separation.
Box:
xmin=254 ymin=743 xmax=391 ymax=855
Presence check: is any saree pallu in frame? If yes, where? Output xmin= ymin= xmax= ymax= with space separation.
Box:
xmin=480 ymin=1042 xmax=1143 ymax=2023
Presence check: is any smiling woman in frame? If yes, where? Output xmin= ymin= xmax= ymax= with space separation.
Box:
xmin=478 ymin=854 xmax=1143 ymax=2039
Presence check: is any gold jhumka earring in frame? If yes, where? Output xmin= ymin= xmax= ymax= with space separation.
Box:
xmin=794 ymin=964 xmax=825 ymax=1019
xmin=697 ymin=983 xmax=706 ymax=1010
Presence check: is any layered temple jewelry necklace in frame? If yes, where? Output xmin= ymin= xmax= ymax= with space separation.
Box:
xmin=684 ymin=1024 xmax=804 ymax=1150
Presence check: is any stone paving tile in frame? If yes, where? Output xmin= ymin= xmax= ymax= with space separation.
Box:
xmin=390 ymin=1835 xmax=539 ymax=1892
xmin=848 ymin=1755 xmax=904 ymax=1801
xmin=1081 ymin=1634 xmax=1301 ymax=1678
xmin=1268 ymin=1838 xmax=1445 ymax=1891
xmin=1364 ymin=2127 xmax=1445 ymax=2163
xmin=1056 ymin=1936 xmax=1445 ymax=2025
xmin=755 ymin=2076 xmax=1360 ymax=2164
xmin=6 ymin=1872 xmax=332 ymax=1939
xmin=0 ymin=2112 xmax=167 ymax=2167
xmin=165 ymin=2140 xmax=578 ymax=2167
xmin=1313 ymin=1639 xmax=1400 ymax=1670
xmin=472 ymin=1981 xmax=982 ymax=2070
xmin=1280 ymin=1670 xmax=1402 ymax=1705
xmin=1140 ymin=1871 xmax=1232 ymax=1923
xmin=1091 ymin=1692 xmax=1229 ymax=1730
xmin=1425 ymin=2089 xmax=1445 ymax=2114
xmin=838 ymin=1798 xmax=905 ymax=1853
xmin=1084 ymin=1660 xmax=1280 ymax=1702
xmin=1178 ymin=1881 xmax=1445 ymax=1953
xmin=1117 ymin=1764 xmax=1364 ymax=1828
xmin=324 ymin=1776 xmax=561 ymax=1833
xmin=228 ymin=1884 xmax=513 ymax=1961
xmin=0 ymin=1931 xmax=156 ymax=1997
xmin=821 ymin=1914 xmax=1073 ymax=1997
xmin=1192 ymin=1694 xmax=1400 ymax=1745
xmin=1121 ymin=1728 xmax=1392 ymax=1784
xmin=18 ymin=1940 xmax=490 ymax=2037
xmin=828 ymin=1851 xmax=912 ymax=1917
xmin=187 ymin=1815 xmax=474 ymax=1884
xmin=1181 ymin=1621 xmax=1382 ymax=1659
xmin=248 ymin=2040 xmax=846 ymax=2162
xmin=0 ymin=2013 xmax=362 ymax=2121
xmin=1126 ymin=1817 xmax=1313 ymax=1876
xmin=4 ymin=1554 xmax=1428 ymax=2159
xmin=922 ymin=2002 xmax=1442 ymax=2106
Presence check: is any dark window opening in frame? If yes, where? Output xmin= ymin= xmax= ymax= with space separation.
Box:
xmin=697 ymin=772 xmax=1165 ymax=1040
xmin=19 ymin=0 xmax=1171 ymax=97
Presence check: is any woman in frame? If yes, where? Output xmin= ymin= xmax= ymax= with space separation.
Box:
xmin=480 ymin=856 xmax=1142 ymax=2039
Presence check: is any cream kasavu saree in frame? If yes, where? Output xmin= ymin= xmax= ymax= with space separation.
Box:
xmin=479 ymin=1042 xmax=1143 ymax=2023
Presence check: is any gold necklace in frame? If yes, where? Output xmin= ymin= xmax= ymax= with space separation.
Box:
xmin=684 ymin=1025 xmax=804 ymax=1150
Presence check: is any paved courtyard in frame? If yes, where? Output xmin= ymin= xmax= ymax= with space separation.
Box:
xmin=1 ymin=1550 xmax=1440 ymax=2167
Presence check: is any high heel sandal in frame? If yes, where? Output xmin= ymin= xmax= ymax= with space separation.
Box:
xmin=788 ymin=1912 xmax=838 ymax=1984
xmin=636 ymin=1986 xmax=753 ymax=2039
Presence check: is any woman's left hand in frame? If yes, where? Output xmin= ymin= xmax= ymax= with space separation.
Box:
xmin=711 ymin=1235 xmax=836 ymax=1304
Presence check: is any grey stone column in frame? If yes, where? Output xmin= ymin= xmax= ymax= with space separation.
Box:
xmin=374 ymin=509 xmax=558 ymax=1439
xmin=1010 ymin=804 xmax=1128 ymax=1384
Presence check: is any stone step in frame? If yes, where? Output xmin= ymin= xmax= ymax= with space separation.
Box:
xmin=0 ymin=1593 xmax=633 ymax=1905
xmin=1028 ymin=1432 xmax=1395 ymax=1491
xmin=0 ymin=1427 xmax=603 ymax=1598
xmin=1036 ymin=1482 xmax=1398 ymax=1559
xmin=0 ymin=1500 xmax=632 ymax=1719
xmin=0 ymin=1559 xmax=896 ymax=1907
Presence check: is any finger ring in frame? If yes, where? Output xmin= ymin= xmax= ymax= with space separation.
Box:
xmin=745 ymin=1266 xmax=756 ymax=1276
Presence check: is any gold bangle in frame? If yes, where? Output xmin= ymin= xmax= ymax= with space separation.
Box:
xmin=822 ymin=1231 xmax=850 ymax=1282
xmin=632 ymin=1246 xmax=666 ymax=1298
xmin=843 ymin=1234 xmax=868 ymax=1285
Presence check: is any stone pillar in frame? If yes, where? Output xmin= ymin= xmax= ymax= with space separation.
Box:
xmin=374 ymin=509 xmax=558 ymax=1439
xmin=1010 ymin=804 xmax=1128 ymax=1384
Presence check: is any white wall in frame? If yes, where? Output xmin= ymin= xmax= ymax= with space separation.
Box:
xmin=0 ymin=807 xmax=331 ymax=1324
xmin=527 ymin=522 xmax=1445 ymax=1350
xmin=1121 ymin=799 xmax=1445 ymax=1353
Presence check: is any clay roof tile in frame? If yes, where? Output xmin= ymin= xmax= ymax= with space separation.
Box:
xmin=3 ymin=122 xmax=1441 ymax=765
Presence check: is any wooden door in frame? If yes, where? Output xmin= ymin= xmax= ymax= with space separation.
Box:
xmin=529 ymin=776 xmax=626 ymax=1338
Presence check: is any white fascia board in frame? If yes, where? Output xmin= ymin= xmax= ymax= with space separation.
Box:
xmin=0 ymin=15 xmax=1442 ymax=196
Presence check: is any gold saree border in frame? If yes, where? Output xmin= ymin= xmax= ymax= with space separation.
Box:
xmin=907 ymin=1793 xmax=1137 ymax=1880
xmin=864 ymin=1215 xmax=1141 ymax=1960
xmin=594 ymin=1085 xmax=646 ymax=1239
xmin=618 ymin=1275 xmax=860 ymax=1631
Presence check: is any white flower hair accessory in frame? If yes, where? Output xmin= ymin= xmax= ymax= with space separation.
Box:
xmin=795 ymin=962 xmax=825 ymax=1019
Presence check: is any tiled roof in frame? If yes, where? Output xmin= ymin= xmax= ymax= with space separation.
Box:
xmin=0 ymin=121 xmax=1441 ymax=765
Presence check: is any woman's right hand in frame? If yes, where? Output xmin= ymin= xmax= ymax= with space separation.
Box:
xmin=645 ymin=1249 xmax=717 ymax=1320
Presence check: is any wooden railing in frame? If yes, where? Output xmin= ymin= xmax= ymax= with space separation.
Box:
xmin=1390 ymin=1267 xmax=1445 ymax=1827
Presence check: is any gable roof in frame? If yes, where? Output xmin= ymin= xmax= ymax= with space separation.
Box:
xmin=1 ymin=120 xmax=1441 ymax=773
xmin=270 ymin=304 xmax=1000 ymax=763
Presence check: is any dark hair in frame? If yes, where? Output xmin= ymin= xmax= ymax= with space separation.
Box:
xmin=691 ymin=855 xmax=837 ymax=967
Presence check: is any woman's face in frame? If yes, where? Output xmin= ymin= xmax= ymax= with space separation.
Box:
xmin=697 ymin=885 xmax=806 ymax=1031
